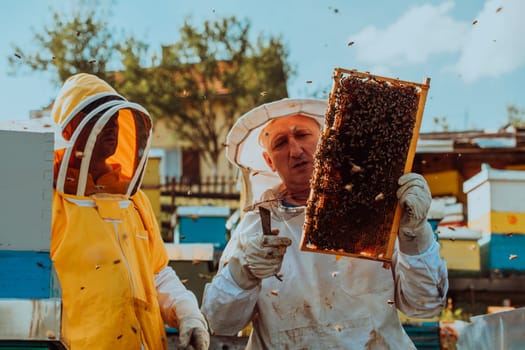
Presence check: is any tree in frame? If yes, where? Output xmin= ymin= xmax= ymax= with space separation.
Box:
xmin=9 ymin=6 xmax=291 ymax=173
xmin=506 ymin=105 xmax=525 ymax=128
xmin=118 ymin=16 xmax=291 ymax=173
xmin=432 ymin=116 xmax=450 ymax=132
xmin=8 ymin=4 xmax=125 ymax=85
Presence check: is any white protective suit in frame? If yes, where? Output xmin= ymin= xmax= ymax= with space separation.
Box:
xmin=201 ymin=98 xmax=448 ymax=349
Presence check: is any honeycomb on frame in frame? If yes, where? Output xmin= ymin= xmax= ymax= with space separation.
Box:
xmin=301 ymin=68 xmax=430 ymax=264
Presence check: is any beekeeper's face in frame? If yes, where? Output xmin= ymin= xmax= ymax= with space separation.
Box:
xmin=95 ymin=115 xmax=119 ymax=160
xmin=73 ymin=115 xmax=119 ymax=162
xmin=260 ymin=115 xmax=321 ymax=191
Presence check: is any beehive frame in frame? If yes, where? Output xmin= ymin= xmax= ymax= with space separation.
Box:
xmin=300 ymin=68 xmax=430 ymax=264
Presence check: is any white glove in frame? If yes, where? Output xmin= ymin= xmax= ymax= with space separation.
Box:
xmin=155 ymin=266 xmax=210 ymax=350
xmin=396 ymin=173 xmax=435 ymax=255
xmin=228 ymin=230 xmax=292 ymax=289
xmin=177 ymin=317 xmax=210 ymax=350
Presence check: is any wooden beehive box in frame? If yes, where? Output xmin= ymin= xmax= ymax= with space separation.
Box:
xmin=301 ymin=68 xmax=430 ymax=263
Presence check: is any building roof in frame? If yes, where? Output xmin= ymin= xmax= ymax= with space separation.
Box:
xmin=417 ymin=127 xmax=525 ymax=153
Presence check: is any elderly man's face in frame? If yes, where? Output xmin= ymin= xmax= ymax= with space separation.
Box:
xmin=261 ymin=115 xmax=321 ymax=192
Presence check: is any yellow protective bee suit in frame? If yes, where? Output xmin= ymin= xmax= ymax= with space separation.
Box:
xmin=50 ymin=74 xmax=208 ymax=350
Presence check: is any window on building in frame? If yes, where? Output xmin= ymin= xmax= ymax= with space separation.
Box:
xmin=182 ymin=148 xmax=201 ymax=183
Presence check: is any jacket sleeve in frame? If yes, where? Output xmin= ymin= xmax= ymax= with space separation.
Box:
xmin=201 ymin=266 xmax=260 ymax=335
xmin=155 ymin=266 xmax=207 ymax=329
xmin=200 ymin=212 xmax=261 ymax=335
xmin=392 ymin=239 xmax=449 ymax=318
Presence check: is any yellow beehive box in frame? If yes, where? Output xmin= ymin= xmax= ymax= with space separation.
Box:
xmin=487 ymin=306 xmax=515 ymax=314
xmin=505 ymin=164 xmax=525 ymax=171
xmin=437 ymin=226 xmax=481 ymax=271
xmin=142 ymin=156 xmax=162 ymax=225
xmin=468 ymin=212 xmax=525 ymax=235
xmin=463 ymin=165 xmax=525 ymax=235
xmin=424 ymin=170 xmax=465 ymax=201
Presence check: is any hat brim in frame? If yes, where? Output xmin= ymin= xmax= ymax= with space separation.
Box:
xmin=226 ymin=98 xmax=327 ymax=203
xmin=226 ymin=98 xmax=327 ymax=173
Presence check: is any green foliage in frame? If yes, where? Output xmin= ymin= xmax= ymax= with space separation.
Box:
xmin=506 ymin=105 xmax=525 ymax=128
xmin=8 ymin=5 xmax=124 ymax=85
xmin=8 ymin=4 xmax=291 ymax=172
xmin=117 ymin=16 xmax=291 ymax=171
xmin=432 ymin=116 xmax=450 ymax=132
xmin=440 ymin=298 xmax=470 ymax=322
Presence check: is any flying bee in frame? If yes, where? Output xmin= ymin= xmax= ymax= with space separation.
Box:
xmin=46 ymin=330 xmax=57 ymax=340
xmin=374 ymin=193 xmax=385 ymax=202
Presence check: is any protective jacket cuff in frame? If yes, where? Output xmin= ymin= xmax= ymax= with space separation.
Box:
xmin=398 ymin=220 xmax=435 ymax=256
xmin=228 ymin=257 xmax=260 ymax=290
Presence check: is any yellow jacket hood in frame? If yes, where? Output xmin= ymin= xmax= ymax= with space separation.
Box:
xmin=52 ymin=73 xmax=152 ymax=197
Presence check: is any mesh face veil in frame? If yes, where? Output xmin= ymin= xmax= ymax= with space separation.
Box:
xmin=52 ymin=74 xmax=152 ymax=197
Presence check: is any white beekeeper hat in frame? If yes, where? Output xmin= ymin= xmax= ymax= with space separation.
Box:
xmin=226 ymin=98 xmax=327 ymax=209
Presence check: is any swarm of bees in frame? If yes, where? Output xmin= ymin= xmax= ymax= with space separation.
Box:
xmin=303 ymin=68 xmax=426 ymax=261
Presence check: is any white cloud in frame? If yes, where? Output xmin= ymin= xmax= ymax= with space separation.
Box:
xmin=350 ymin=1 xmax=468 ymax=67
xmin=454 ymin=0 xmax=525 ymax=83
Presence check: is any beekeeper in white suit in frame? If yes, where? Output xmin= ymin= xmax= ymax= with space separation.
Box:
xmin=201 ymin=98 xmax=448 ymax=349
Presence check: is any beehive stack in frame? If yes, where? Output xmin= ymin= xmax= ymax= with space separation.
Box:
xmin=301 ymin=68 xmax=430 ymax=263
xmin=463 ymin=164 xmax=525 ymax=272
xmin=0 ymin=119 xmax=62 ymax=342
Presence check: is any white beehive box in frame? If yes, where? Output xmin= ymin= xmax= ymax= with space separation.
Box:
xmin=463 ymin=164 xmax=525 ymax=235
xmin=0 ymin=119 xmax=56 ymax=251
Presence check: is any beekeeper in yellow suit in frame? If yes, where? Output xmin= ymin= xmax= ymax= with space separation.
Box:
xmin=50 ymin=73 xmax=209 ymax=350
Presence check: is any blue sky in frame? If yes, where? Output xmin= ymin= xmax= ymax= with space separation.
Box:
xmin=1 ymin=0 xmax=523 ymax=132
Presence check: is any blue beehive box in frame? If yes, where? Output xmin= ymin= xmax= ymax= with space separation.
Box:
xmin=176 ymin=206 xmax=230 ymax=250
xmin=402 ymin=321 xmax=441 ymax=350
xmin=479 ymin=233 xmax=525 ymax=273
